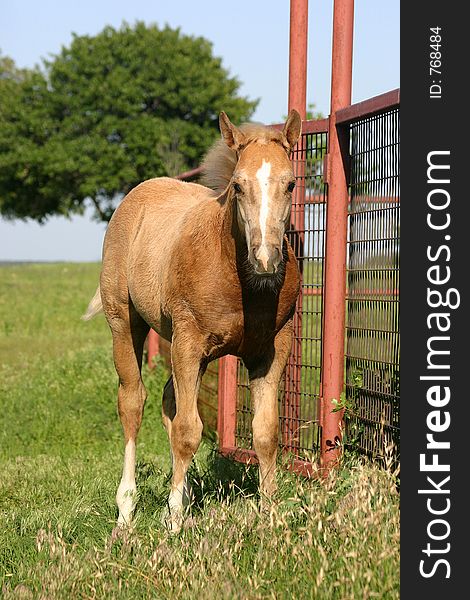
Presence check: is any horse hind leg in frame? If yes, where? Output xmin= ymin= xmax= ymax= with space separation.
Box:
xmin=164 ymin=328 xmax=204 ymax=533
xmin=161 ymin=375 xmax=194 ymax=526
xmin=108 ymin=304 xmax=149 ymax=527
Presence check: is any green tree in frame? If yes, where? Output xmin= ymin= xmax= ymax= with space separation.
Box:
xmin=0 ymin=23 xmax=257 ymax=222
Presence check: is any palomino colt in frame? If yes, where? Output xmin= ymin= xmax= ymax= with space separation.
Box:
xmin=83 ymin=110 xmax=301 ymax=532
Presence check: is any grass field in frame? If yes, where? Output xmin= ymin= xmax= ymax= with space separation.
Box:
xmin=0 ymin=263 xmax=399 ymax=599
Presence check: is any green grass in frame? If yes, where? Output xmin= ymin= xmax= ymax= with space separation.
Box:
xmin=0 ymin=263 xmax=399 ymax=599
xmin=0 ymin=263 xmax=109 ymax=369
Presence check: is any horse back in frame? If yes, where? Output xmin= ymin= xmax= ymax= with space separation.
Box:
xmin=100 ymin=177 xmax=218 ymax=333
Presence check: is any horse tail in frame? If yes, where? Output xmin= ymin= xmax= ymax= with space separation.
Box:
xmin=82 ymin=285 xmax=103 ymax=321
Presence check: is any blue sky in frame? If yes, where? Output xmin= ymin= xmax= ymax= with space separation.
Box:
xmin=0 ymin=0 xmax=399 ymax=261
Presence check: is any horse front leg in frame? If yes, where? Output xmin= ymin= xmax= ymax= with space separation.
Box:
xmin=249 ymin=319 xmax=293 ymax=497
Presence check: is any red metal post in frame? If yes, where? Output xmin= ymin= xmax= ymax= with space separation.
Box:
xmin=288 ymin=0 xmax=308 ymax=120
xmin=218 ymin=0 xmax=309 ymax=457
xmin=320 ymin=0 xmax=354 ymax=469
xmin=217 ymin=356 xmax=238 ymax=449
xmin=283 ymin=0 xmax=308 ymax=452
xmin=282 ymin=0 xmax=308 ymax=450
xmin=147 ymin=329 xmax=160 ymax=369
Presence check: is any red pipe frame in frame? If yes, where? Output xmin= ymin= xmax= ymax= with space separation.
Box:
xmin=147 ymin=329 xmax=159 ymax=369
xmin=217 ymin=356 xmax=238 ymax=448
xmin=288 ymin=0 xmax=308 ymax=120
xmin=320 ymin=0 xmax=354 ymax=469
xmin=281 ymin=0 xmax=309 ymax=453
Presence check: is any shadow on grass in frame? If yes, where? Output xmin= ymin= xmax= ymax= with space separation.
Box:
xmin=188 ymin=447 xmax=260 ymax=511
xmin=134 ymin=443 xmax=260 ymax=522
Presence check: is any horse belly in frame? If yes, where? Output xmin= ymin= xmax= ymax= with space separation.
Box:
xmin=127 ymin=255 xmax=172 ymax=340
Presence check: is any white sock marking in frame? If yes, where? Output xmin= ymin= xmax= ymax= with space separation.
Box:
xmin=116 ymin=439 xmax=136 ymax=526
xmin=168 ymin=480 xmax=184 ymax=513
xmin=167 ymin=476 xmax=186 ymax=533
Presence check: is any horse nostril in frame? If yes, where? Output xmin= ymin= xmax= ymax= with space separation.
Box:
xmin=249 ymin=245 xmax=259 ymax=265
xmin=270 ymin=247 xmax=282 ymax=271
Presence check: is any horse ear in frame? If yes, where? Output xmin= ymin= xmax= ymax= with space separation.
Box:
xmin=282 ymin=109 xmax=302 ymax=150
xmin=219 ymin=112 xmax=246 ymax=151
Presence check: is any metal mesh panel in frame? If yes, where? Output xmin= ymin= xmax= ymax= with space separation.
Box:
xmin=345 ymin=108 xmax=400 ymax=459
xmin=235 ymin=127 xmax=328 ymax=459
xmin=235 ymin=360 xmax=251 ymax=448
xmin=198 ymin=360 xmax=219 ymax=432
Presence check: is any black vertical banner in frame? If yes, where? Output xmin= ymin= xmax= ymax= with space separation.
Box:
xmin=401 ymin=4 xmax=467 ymax=597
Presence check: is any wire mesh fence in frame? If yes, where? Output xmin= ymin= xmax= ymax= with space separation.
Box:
xmin=235 ymin=126 xmax=328 ymax=460
xmin=345 ymin=107 xmax=400 ymax=459
xmin=198 ymin=360 xmax=219 ymax=433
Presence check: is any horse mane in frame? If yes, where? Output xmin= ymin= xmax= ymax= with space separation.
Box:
xmin=200 ymin=123 xmax=286 ymax=194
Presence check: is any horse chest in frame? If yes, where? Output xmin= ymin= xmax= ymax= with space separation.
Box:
xmin=241 ymin=298 xmax=291 ymax=346
xmin=240 ymin=312 xmax=277 ymax=353
xmin=191 ymin=296 xmax=281 ymax=361
xmin=173 ymin=244 xmax=299 ymax=362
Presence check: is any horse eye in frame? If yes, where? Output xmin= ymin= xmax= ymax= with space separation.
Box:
xmin=233 ymin=182 xmax=242 ymax=194
xmin=287 ymin=181 xmax=296 ymax=193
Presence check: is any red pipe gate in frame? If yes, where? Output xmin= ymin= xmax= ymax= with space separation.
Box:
xmin=214 ymin=91 xmax=400 ymax=474
xmin=148 ymin=0 xmax=400 ymax=474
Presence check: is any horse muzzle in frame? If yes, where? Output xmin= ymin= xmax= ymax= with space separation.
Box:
xmin=250 ymin=244 xmax=282 ymax=275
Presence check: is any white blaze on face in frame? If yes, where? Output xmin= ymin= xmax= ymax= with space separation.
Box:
xmin=255 ymin=159 xmax=272 ymax=268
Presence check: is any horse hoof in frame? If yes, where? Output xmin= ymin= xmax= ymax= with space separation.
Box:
xmin=117 ymin=512 xmax=133 ymax=529
xmin=161 ymin=507 xmax=184 ymax=534
xmin=168 ymin=518 xmax=183 ymax=535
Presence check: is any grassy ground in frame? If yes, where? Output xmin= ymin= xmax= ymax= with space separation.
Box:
xmin=0 ymin=263 xmax=399 ymax=599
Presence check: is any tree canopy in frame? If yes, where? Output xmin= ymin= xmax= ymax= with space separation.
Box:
xmin=0 ymin=22 xmax=257 ymax=222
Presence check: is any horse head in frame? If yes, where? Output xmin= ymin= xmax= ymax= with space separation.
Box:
xmin=219 ymin=110 xmax=301 ymax=276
